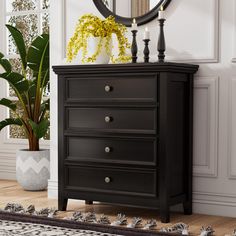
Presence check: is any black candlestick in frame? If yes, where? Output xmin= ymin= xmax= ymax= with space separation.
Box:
xmin=143 ymin=39 xmax=150 ymax=63
xmin=157 ymin=19 xmax=166 ymax=63
xmin=131 ymin=30 xmax=138 ymax=63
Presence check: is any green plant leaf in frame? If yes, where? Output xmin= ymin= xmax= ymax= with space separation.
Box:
xmin=27 ymin=34 xmax=49 ymax=80
xmin=0 ymin=72 xmax=29 ymax=94
xmin=28 ymin=34 xmax=49 ymax=122
xmin=31 ymin=68 xmax=49 ymax=91
xmin=41 ymin=99 xmax=50 ymax=112
xmin=0 ymin=53 xmax=11 ymax=73
xmin=0 ymin=118 xmax=22 ymax=131
xmin=0 ymin=98 xmax=16 ymax=111
xmin=6 ymin=24 xmax=27 ymax=70
xmin=28 ymin=119 xmax=49 ymax=139
xmin=28 ymin=78 xmax=37 ymax=100
xmin=41 ymin=68 xmax=49 ymax=89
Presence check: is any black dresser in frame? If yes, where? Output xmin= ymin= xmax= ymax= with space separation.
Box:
xmin=53 ymin=62 xmax=199 ymax=223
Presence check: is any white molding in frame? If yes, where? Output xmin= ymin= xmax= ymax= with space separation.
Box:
xmin=227 ymin=78 xmax=236 ymax=179
xmin=193 ymin=199 xmax=236 ymax=208
xmin=232 ymin=0 xmax=236 ymax=62
xmin=0 ymin=153 xmax=16 ymax=180
xmin=0 ymin=2 xmax=4 ymax=53
xmin=5 ymin=9 xmax=49 ymax=16
xmin=62 ymin=0 xmax=67 ymax=60
xmin=158 ymin=0 xmax=219 ymax=64
xmin=0 ymin=0 xmax=6 ymax=55
xmin=193 ymin=191 xmax=236 ymax=217
xmin=193 ymin=77 xmax=219 ymax=178
xmin=194 ymin=191 xmax=236 ymax=199
xmin=0 ymin=172 xmax=16 ymax=180
xmin=48 ymin=180 xmax=58 ymax=199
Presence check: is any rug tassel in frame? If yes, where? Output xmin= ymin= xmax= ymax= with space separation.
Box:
xmin=111 ymin=213 xmax=127 ymax=226
xmin=160 ymin=222 xmax=189 ymax=235
xmin=143 ymin=219 xmax=157 ymax=230
xmin=200 ymin=226 xmax=215 ymax=236
xmin=127 ymin=217 xmax=143 ymax=228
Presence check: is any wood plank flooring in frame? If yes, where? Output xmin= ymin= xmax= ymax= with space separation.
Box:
xmin=0 ymin=180 xmax=235 ymax=235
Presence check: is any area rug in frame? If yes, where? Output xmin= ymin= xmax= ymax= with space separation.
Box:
xmin=0 ymin=211 xmax=177 ymax=236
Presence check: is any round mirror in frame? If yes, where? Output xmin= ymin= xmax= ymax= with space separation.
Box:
xmin=93 ymin=0 xmax=171 ymax=26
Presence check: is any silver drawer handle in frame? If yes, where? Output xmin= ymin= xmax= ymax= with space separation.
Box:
xmin=105 ymin=116 xmax=112 ymax=123
xmin=105 ymin=177 xmax=111 ymax=183
xmin=105 ymin=85 xmax=112 ymax=92
xmin=105 ymin=147 xmax=111 ymax=153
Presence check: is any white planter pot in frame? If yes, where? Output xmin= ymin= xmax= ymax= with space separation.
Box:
xmin=87 ymin=36 xmax=111 ymax=64
xmin=16 ymin=149 xmax=50 ymax=191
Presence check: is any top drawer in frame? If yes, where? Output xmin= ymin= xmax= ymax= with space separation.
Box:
xmin=65 ymin=74 xmax=157 ymax=103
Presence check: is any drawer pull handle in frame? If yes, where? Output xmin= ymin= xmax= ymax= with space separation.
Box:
xmin=105 ymin=177 xmax=111 ymax=183
xmin=105 ymin=147 xmax=111 ymax=153
xmin=105 ymin=85 xmax=112 ymax=92
xmin=105 ymin=116 xmax=112 ymax=123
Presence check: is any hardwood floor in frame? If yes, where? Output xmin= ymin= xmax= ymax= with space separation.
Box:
xmin=0 ymin=180 xmax=235 ymax=235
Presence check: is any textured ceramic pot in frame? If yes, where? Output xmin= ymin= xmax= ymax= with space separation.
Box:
xmin=87 ymin=36 xmax=111 ymax=64
xmin=16 ymin=149 xmax=50 ymax=191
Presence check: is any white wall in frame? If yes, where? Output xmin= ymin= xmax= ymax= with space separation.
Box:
xmin=49 ymin=0 xmax=236 ymax=217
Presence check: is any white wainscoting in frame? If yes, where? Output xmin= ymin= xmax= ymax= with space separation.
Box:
xmin=232 ymin=0 xmax=236 ymax=62
xmin=227 ymin=78 xmax=236 ymax=179
xmin=164 ymin=0 xmax=219 ymax=63
xmin=193 ymin=191 xmax=236 ymax=217
xmin=193 ymin=77 xmax=219 ymax=178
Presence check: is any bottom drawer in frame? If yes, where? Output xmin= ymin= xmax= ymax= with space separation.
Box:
xmin=66 ymin=166 xmax=156 ymax=197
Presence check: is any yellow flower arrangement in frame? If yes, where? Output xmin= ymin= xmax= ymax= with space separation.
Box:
xmin=67 ymin=14 xmax=131 ymax=63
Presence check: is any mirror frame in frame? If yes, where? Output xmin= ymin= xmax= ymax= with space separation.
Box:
xmin=93 ymin=0 xmax=171 ymax=27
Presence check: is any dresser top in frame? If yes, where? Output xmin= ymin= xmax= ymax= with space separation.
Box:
xmin=53 ymin=62 xmax=199 ymax=75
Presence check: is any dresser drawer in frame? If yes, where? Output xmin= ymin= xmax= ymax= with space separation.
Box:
xmin=67 ymin=136 xmax=156 ymax=165
xmin=66 ymin=74 xmax=157 ymax=102
xmin=67 ymin=108 xmax=156 ymax=133
xmin=66 ymin=166 xmax=156 ymax=196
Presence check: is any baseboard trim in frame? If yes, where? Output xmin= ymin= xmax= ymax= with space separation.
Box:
xmin=0 ymin=171 xmax=15 ymax=180
xmin=194 ymin=199 xmax=236 ymax=207
xmin=193 ymin=191 xmax=236 ymax=206
xmin=193 ymin=201 xmax=236 ymax=217
xmin=192 ymin=191 xmax=236 ymax=216
xmin=48 ymin=180 xmax=58 ymax=199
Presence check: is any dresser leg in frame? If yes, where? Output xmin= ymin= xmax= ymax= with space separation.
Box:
xmin=160 ymin=207 xmax=170 ymax=223
xmin=58 ymin=197 xmax=68 ymax=211
xmin=183 ymin=201 xmax=192 ymax=215
xmin=85 ymin=200 xmax=93 ymax=205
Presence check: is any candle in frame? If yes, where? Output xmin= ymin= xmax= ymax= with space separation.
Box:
xmin=143 ymin=27 xmax=150 ymax=40
xmin=132 ymin=18 xmax=138 ymax=31
xmin=158 ymin=5 xmax=165 ymax=20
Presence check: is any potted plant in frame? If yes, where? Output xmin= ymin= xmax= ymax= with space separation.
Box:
xmin=0 ymin=25 xmax=50 ymax=191
xmin=67 ymin=14 xmax=131 ymax=64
